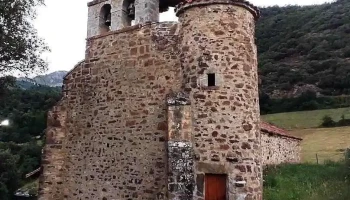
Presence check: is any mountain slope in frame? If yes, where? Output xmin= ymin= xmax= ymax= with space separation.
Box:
xmin=257 ymin=0 xmax=350 ymax=98
xmin=18 ymin=71 xmax=67 ymax=87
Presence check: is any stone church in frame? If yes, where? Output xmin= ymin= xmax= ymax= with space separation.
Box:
xmin=39 ymin=0 xmax=301 ymax=199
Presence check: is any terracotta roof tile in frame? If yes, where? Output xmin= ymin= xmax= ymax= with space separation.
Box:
xmin=260 ymin=121 xmax=302 ymax=140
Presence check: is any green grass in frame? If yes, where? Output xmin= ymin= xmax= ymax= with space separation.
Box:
xmin=262 ymin=107 xmax=350 ymax=130
xmin=263 ymin=108 xmax=350 ymax=199
xmin=264 ymin=162 xmax=350 ymax=200
xmin=291 ymin=127 xmax=350 ymax=163
xmin=19 ymin=178 xmax=39 ymax=196
xmin=262 ymin=108 xmax=350 ymax=163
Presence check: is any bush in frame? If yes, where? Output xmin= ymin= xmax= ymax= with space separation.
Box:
xmin=345 ymin=149 xmax=350 ymax=177
xmin=337 ymin=115 xmax=350 ymax=126
xmin=259 ymin=90 xmax=350 ymax=115
xmin=319 ymin=114 xmax=350 ymax=128
xmin=321 ymin=115 xmax=336 ymax=127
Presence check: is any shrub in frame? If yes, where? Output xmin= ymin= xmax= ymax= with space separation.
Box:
xmin=336 ymin=115 xmax=350 ymax=127
xmin=321 ymin=115 xmax=336 ymax=127
xmin=300 ymin=100 xmax=319 ymax=110
xmin=345 ymin=149 xmax=350 ymax=177
xmin=318 ymin=114 xmax=350 ymax=128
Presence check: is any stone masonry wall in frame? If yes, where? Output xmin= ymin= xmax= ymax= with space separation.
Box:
xmin=167 ymin=93 xmax=194 ymax=200
xmin=38 ymin=60 xmax=86 ymax=199
xmin=134 ymin=0 xmax=159 ymax=24
xmin=40 ymin=1 xmax=303 ymax=199
xmin=262 ymin=132 xmax=301 ymax=165
xmin=39 ymin=22 xmax=182 ymax=200
xmin=178 ymin=4 xmax=262 ymax=200
xmin=38 ymin=103 xmax=68 ymax=199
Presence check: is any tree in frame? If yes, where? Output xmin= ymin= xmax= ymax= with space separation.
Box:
xmin=257 ymin=0 xmax=350 ymax=98
xmin=0 ymin=76 xmax=16 ymax=97
xmin=0 ymin=0 xmax=48 ymax=74
xmin=0 ymin=150 xmax=20 ymax=200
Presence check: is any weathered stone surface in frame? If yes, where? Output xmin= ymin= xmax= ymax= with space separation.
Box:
xmin=39 ymin=22 xmax=181 ymax=200
xmin=38 ymin=103 xmax=67 ymax=199
xmin=87 ymin=0 xmax=160 ymax=38
xmin=178 ymin=3 xmax=262 ymax=200
xmin=262 ymin=132 xmax=301 ymax=165
xmin=168 ymin=141 xmax=194 ymax=200
xmin=39 ymin=1 xmax=300 ymax=200
xmin=260 ymin=122 xmax=302 ymax=165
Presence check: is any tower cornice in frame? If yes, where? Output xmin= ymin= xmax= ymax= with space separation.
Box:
xmin=175 ymin=0 xmax=260 ymax=20
xmin=87 ymin=0 xmax=108 ymax=7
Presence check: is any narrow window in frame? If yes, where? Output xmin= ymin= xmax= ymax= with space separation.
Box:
xmin=208 ymin=73 xmax=216 ymax=87
xmin=205 ymin=174 xmax=227 ymax=200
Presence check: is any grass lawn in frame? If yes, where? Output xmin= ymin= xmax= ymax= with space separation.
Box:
xmin=264 ymin=162 xmax=350 ymax=200
xmin=262 ymin=107 xmax=350 ymax=163
xmin=262 ymin=107 xmax=350 ymax=130
xmin=291 ymin=127 xmax=350 ymax=163
xmin=263 ymin=108 xmax=350 ymax=199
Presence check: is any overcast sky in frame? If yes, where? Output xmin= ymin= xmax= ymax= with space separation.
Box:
xmin=34 ymin=0 xmax=332 ymax=74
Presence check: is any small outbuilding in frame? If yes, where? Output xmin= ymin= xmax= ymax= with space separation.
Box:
xmin=261 ymin=122 xmax=303 ymax=165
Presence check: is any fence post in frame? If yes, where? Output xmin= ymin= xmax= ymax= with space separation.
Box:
xmin=345 ymin=149 xmax=350 ymax=169
xmin=316 ymin=153 xmax=319 ymax=164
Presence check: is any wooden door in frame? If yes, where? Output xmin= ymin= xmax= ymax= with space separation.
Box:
xmin=205 ymin=174 xmax=227 ymax=200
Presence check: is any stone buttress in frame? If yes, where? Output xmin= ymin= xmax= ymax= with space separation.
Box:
xmin=166 ymin=92 xmax=194 ymax=200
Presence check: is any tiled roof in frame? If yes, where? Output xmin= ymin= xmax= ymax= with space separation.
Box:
xmin=175 ymin=0 xmax=261 ymax=20
xmin=261 ymin=121 xmax=303 ymax=140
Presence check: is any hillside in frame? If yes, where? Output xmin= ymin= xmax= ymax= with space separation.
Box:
xmin=257 ymin=0 xmax=350 ymax=98
xmin=0 ymin=86 xmax=61 ymax=199
xmin=18 ymin=71 xmax=67 ymax=88
xmin=262 ymin=107 xmax=350 ymax=129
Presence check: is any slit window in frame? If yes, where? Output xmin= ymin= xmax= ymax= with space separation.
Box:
xmin=208 ymin=73 xmax=216 ymax=87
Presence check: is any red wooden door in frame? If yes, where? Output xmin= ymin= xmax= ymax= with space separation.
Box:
xmin=205 ymin=174 xmax=227 ymax=200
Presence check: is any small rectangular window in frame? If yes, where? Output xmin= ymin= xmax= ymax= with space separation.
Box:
xmin=208 ymin=73 xmax=216 ymax=87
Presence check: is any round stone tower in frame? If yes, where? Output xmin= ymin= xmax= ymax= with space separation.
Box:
xmin=176 ymin=0 xmax=262 ymax=199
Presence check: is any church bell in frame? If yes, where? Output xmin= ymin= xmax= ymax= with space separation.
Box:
xmin=105 ymin=13 xmax=111 ymax=26
xmin=128 ymin=3 xmax=135 ymax=17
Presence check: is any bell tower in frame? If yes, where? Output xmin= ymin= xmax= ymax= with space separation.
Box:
xmin=87 ymin=0 xmax=160 ymax=38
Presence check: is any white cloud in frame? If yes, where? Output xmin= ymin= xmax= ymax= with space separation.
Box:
xmin=35 ymin=0 xmax=333 ymax=73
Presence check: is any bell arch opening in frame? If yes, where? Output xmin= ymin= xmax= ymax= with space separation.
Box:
xmin=122 ymin=0 xmax=135 ymax=26
xmin=99 ymin=4 xmax=112 ymax=34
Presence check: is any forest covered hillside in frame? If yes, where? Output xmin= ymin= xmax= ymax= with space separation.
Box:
xmin=0 ymin=85 xmax=61 ymax=199
xmin=257 ymin=0 xmax=350 ymax=99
